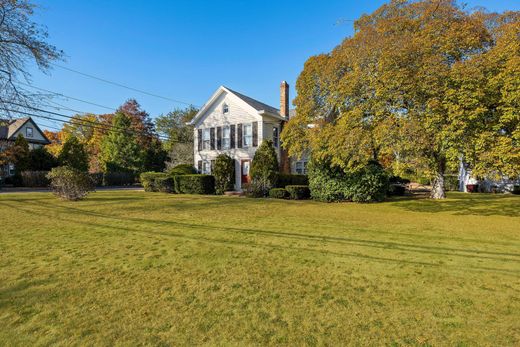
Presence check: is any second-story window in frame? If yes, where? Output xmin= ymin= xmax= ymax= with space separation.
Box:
xmin=273 ymin=127 xmax=279 ymax=147
xmin=223 ymin=125 xmax=230 ymax=149
xmin=223 ymin=103 xmax=229 ymax=114
xmin=26 ymin=127 xmax=33 ymax=138
xmin=244 ymin=123 xmax=252 ymax=147
xmin=203 ymin=128 xmax=210 ymax=150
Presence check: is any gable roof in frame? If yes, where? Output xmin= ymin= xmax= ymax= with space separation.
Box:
xmin=189 ymin=86 xmax=285 ymax=125
xmin=225 ymin=87 xmax=280 ymax=115
xmin=0 ymin=117 xmax=51 ymax=144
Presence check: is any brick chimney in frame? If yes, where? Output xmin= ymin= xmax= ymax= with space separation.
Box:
xmin=280 ymin=81 xmax=289 ymax=120
xmin=279 ymin=81 xmax=291 ymax=173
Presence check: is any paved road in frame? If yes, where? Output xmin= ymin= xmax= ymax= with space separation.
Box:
xmin=0 ymin=186 xmax=144 ymax=194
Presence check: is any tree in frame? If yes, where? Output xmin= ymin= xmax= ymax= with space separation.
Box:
xmin=250 ymin=140 xmax=279 ymax=195
xmin=282 ymin=0 xmax=519 ymax=199
xmin=99 ymin=112 xmax=143 ymax=173
xmin=28 ymin=146 xmax=58 ymax=171
xmin=156 ymin=106 xmax=198 ymax=167
xmin=213 ymin=154 xmax=235 ymax=194
xmin=143 ymin=137 xmax=168 ymax=172
xmin=7 ymin=135 xmax=30 ymax=173
xmin=58 ymin=136 xmax=89 ymax=172
xmin=0 ymin=0 xmax=63 ymax=115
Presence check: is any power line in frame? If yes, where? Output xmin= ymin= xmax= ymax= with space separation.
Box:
xmin=17 ymin=81 xmax=117 ymax=111
xmin=51 ymin=63 xmax=200 ymax=107
xmin=4 ymin=104 xmax=176 ymax=142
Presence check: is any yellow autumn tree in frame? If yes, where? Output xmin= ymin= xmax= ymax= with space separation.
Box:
xmin=282 ymin=0 xmax=519 ymax=199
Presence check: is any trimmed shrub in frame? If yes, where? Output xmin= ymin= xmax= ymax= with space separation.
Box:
xmin=140 ymin=172 xmax=173 ymax=193
xmin=250 ymin=140 xmax=279 ymax=196
xmin=309 ymin=161 xmax=389 ymax=203
xmin=167 ymin=164 xmax=197 ymax=176
xmin=286 ymin=185 xmax=311 ymax=200
xmin=512 ymin=185 xmax=520 ymax=195
xmin=174 ymin=174 xmax=215 ymax=195
xmin=47 ymin=166 xmax=94 ymax=201
xmin=214 ymin=154 xmax=235 ymax=194
xmin=269 ymin=188 xmax=288 ymax=199
xmin=21 ymin=171 xmax=50 ymax=187
xmin=276 ymin=174 xmax=308 ymax=188
xmin=243 ymin=181 xmax=265 ymax=198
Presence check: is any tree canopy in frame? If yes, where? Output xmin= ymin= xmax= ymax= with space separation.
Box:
xmin=282 ymin=0 xmax=519 ymax=199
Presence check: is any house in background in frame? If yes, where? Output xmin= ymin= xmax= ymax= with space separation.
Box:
xmin=190 ymin=81 xmax=309 ymax=191
xmin=458 ymin=161 xmax=519 ymax=193
xmin=0 ymin=117 xmax=51 ymax=177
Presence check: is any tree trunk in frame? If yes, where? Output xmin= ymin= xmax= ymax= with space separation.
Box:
xmin=430 ymin=159 xmax=446 ymax=199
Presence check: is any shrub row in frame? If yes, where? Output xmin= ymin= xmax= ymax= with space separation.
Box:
xmin=21 ymin=171 xmax=50 ymax=187
xmin=276 ymin=174 xmax=309 ymax=188
xmin=140 ymin=172 xmax=215 ymax=195
xmin=309 ymin=161 xmax=389 ymax=203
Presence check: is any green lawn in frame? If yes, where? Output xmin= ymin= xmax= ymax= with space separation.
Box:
xmin=0 ymin=191 xmax=519 ymax=346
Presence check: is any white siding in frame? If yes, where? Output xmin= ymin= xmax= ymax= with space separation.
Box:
xmin=11 ymin=120 xmax=47 ymax=144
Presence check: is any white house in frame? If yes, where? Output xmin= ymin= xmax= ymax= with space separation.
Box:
xmin=458 ymin=161 xmax=519 ymax=193
xmin=0 ymin=117 xmax=51 ymax=177
xmin=190 ymin=82 xmax=308 ymax=190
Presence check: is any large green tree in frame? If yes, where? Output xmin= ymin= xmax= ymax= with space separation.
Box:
xmin=282 ymin=0 xmax=519 ymax=199
xmin=99 ymin=112 xmax=143 ymax=173
xmin=58 ymin=136 xmax=89 ymax=172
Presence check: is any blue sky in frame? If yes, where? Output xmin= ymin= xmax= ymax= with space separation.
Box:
xmin=28 ymin=0 xmax=519 ymax=128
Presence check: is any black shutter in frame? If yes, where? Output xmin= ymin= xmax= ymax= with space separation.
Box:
xmin=198 ymin=129 xmax=202 ymax=151
xmin=230 ymin=125 xmax=236 ymax=149
xmin=252 ymin=121 xmax=258 ymax=147
xmin=217 ymin=127 xmax=222 ymax=150
xmin=198 ymin=160 xmax=202 ymax=173
xmin=237 ymin=124 xmax=243 ymax=148
xmin=210 ymin=128 xmax=215 ymax=150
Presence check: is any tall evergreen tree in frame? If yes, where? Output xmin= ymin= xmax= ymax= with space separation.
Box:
xmin=100 ymin=112 xmax=143 ymax=173
xmin=58 ymin=136 xmax=89 ymax=172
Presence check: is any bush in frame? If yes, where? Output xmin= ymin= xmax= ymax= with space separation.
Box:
xmin=140 ymin=172 xmax=173 ymax=193
xmin=285 ymin=185 xmax=311 ymax=200
xmin=388 ymin=176 xmax=411 ymax=185
xmin=21 ymin=171 xmax=50 ymax=187
xmin=90 ymin=173 xmax=104 ymax=187
xmin=309 ymin=161 xmax=389 ymax=203
xmin=269 ymin=188 xmax=288 ymax=199
xmin=47 ymin=166 xmax=94 ymax=201
xmin=167 ymin=164 xmax=197 ymax=176
xmin=103 ymin=172 xmax=136 ymax=186
xmin=243 ymin=181 xmax=265 ymax=198
xmin=444 ymin=175 xmax=459 ymax=191
xmin=213 ymin=154 xmax=235 ymax=194
xmin=28 ymin=147 xmax=58 ymax=171
xmin=174 ymin=174 xmax=215 ymax=195
xmin=250 ymin=140 xmax=279 ymax=196
xmin=58 ymin=136 xmax=89 ymax=172
xmin=513 ymin=185 xmax=520 ymax=195
xmin=276 ymin=174 xmax=308 ymax=188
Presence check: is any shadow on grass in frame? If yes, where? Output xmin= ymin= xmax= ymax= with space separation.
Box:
xmin=5 ymin=199 xmax=520 ymax=277
xmin=387 ymin=193 xmax=520 ymax=217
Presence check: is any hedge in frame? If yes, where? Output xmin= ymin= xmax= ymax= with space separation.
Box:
xmin=140 ymin=172 xmax=173 ymax=193
xmin=269 ymin=188 xmax=288 ymax=199
xmin=21 ymin=171 xmax=50 ymax=187
xmin=309 ymin=161 xmax=389 ymax=203
xmin=174 ymin=174 xmax=215 ymax=195
xmin=286 ymin=185 xmax=311 ymax=200
xmin=167 ymin=164 xmax=197 ymax=176
xmin=276 ymin=173 xmax=309 ymax=188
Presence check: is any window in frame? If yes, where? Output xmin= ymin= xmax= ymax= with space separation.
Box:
xmin=223 ymin=103 xmax=229 ymax=114
xmin=26 ymin=127 xmax=33 ymax=138
xmin=295 ymin=161 xmax=308 ymax=175
xmin=203 ymin=128 xmax=210 ymax=150
xmin=9 ymin=164 xmax=15 ymax=176
xmin=202 ymin=161 xmax=211 ymax=174
xmin=223 ymin=125 xmax=230 ymax=149
xmin=273 ymin=127 xmax=279 ymax=147
xmin=244 ymin=124 xmax=252 ymax=147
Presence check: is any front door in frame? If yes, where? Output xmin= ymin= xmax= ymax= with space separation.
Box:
xmin=241 ymin=160 xmax=251 ymax=184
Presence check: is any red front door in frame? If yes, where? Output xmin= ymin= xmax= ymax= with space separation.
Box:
xmin=241 ymin=160 xmax=251 ymax=184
